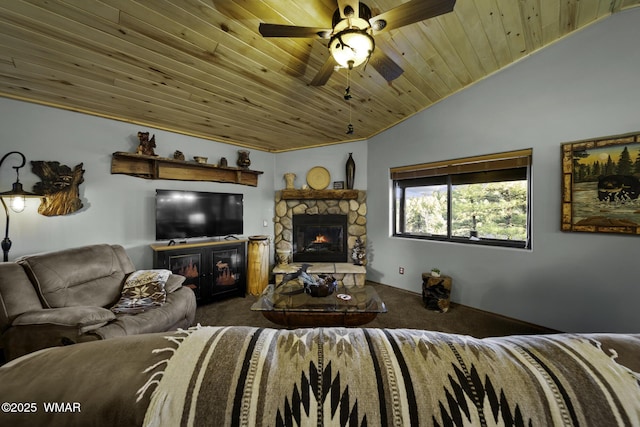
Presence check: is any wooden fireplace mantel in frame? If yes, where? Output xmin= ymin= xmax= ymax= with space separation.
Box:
xmin=280 ymin=189 xmax=359 ymax=200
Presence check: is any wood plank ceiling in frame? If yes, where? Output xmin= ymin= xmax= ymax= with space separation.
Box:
xmin=0 ymin=0 xmax=638 ymax=152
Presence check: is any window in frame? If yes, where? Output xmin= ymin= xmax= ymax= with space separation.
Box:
xmin=392 ymin=149 xmax=532 ymax=249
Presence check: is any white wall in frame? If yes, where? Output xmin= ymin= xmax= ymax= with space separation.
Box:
xmin=0 ymin=97 xmax=366 ymax=269
xmin=0 ymin=99 xmax=276 ymax=268
xmin=366 ymin=8 xmax=640 ymax=333
xmin=274 ymin=141 xmax=367 ymax=191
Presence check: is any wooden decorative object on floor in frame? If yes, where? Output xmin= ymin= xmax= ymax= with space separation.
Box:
xmin=422 ymin=272 xmax=452 ymax=313
xmin=247 ymin=236 xmax=270 ymax=296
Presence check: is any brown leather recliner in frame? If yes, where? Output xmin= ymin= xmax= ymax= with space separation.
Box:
xmin=0 ymin=244 xmax=196 ymax=361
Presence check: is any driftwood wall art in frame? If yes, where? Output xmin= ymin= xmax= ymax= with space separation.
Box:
xmin=31 ymin=161 xmax=85 ymax=216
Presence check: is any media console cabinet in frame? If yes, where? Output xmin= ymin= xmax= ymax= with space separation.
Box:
xmin=151 ymin=240 xmax=247 ymax=302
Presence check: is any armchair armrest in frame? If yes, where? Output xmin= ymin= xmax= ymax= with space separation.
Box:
xmin=165 ymin=274 xmax=186 ymax=293
xmin=13 ymin=306 xmax=116 ymax=334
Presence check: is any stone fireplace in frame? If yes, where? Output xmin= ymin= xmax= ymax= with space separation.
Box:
xmin=273 ymin=190 xmax=367 ymax=264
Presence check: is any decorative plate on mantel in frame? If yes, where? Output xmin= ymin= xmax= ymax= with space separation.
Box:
xmin=306 ymin=166 xmax=330 ymax=190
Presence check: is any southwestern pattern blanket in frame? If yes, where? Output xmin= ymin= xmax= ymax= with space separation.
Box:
xmin=0 ymin=326 xmax=639 ymax=426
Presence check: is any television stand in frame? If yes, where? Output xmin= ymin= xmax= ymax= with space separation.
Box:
xmin=151 ymin=240 xmax=247 ymax=303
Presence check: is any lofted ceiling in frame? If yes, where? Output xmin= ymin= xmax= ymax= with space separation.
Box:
xmin=0 ymin=0 xmax=638 ymax=153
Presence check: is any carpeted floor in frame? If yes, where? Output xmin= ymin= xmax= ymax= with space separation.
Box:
xmin=194 ymin=281 xmax=557 ymax=338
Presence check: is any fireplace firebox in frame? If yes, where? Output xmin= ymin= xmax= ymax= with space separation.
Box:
xmin=293 ymin=214 xmax=348 ymax=262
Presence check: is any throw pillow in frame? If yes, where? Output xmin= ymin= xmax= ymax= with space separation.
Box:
xmin=111 ymin=269 xmax=171 ymax=314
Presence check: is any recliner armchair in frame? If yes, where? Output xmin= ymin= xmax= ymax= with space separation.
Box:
xmin=0 ymin=244 xmax=196 ymax=361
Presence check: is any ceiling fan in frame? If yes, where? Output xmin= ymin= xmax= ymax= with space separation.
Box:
xmin=259 ymin=0 xmax=456 ymax=86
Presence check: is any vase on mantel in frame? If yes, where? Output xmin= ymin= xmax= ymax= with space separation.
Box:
xmin=284 ymin=173 xmax=296 ymax=190
xmin=345 ymin=153 xmax=355 ymax=190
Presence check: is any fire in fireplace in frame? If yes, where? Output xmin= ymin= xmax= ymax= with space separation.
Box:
xmin=292 ymin=214 xmax=348 ymax=262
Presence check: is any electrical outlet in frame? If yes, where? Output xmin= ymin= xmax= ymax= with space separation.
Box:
xmin=399 ymin=267 xmax=404 ymax=274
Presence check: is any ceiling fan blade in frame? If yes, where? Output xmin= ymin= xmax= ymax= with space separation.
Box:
xmin=370 ymin=0 xmax=456 ymax=32
xmin=310 ymin=56 xmax=338 ymax=86
xmin=369 ymin=49 xmax=404 ymax=82
xmin=337 ymin=0 xmax=359 ymax=19
xmin=259 ymin=23 xmax=331 ymax=38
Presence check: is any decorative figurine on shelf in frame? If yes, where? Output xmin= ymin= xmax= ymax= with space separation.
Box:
xmin=193 ymin=156 xmax=208 ymax=164
xmin=351 ymin=237 xmax=366 ymax=266
xmin=219 ymin=157 xmax=228 ymax=167
xmin=173 ymin=150 xmax=185 ymax=161
xmin=237 ymin=150 xmax=251 ymax=168
xmin=136 ymin=131 xmax=157 ymax=156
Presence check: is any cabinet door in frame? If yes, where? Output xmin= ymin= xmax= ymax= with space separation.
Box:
xmin=158 ymin=250 xmax=204 ymax=300
xmin=209 ymin=243 xmax=245 ymax=298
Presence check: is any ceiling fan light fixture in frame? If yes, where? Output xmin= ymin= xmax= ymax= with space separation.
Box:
xmin=371 ymin=19 xmax=386 ymax=31
xmin=329 ymin=18 xmax=374 ymax=69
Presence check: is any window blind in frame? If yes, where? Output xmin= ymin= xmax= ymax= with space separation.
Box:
xmin=390 ymin=149 xmax=532 ymax=181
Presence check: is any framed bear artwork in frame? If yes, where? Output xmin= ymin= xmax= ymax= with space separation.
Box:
xmin=561 ymin=132 xmax=640 ymax=235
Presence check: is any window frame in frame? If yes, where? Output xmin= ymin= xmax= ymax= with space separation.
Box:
xmin=391 ymin=149 xmax=532 ymax=250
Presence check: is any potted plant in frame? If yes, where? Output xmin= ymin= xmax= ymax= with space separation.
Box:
xmin=431 ymin=268 xmax=441 ymax=277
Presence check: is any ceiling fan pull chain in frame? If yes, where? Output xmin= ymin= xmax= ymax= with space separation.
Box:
xmin=346 ymin=68 xmax=354 ymax=135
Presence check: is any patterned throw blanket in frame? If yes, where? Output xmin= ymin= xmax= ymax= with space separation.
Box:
xmin=140 ymin=326 xmax=640 ymax=426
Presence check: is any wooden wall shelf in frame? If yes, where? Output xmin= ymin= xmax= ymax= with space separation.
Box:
xmin=280 ymin=189 xmax=359 ymax=200
xmin=111 ymin=152 xmax=263 ymax=187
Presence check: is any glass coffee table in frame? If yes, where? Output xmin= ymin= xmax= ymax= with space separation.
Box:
xmin=251 ymin=282 xmax=387 ymax=327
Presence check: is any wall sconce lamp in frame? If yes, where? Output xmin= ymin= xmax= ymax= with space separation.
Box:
xmin=0 ymin=151 xmax=41 ymax=262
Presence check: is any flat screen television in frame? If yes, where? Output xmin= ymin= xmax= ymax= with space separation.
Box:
xmin=155 ymin=189 xmax=243 ymax=241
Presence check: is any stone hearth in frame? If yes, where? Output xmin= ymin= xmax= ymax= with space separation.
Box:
xmin=273 ymin=190 xmax=367 ymax=264
xmin=273 ymin=262 xmax=366 ymax=288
